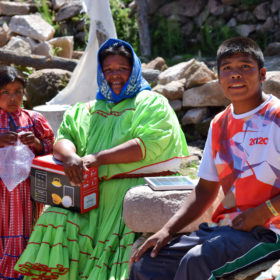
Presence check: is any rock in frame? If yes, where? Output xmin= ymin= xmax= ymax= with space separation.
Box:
xmin=48 ymin=36 xmax=74 ymax=58
xmin=265 ymin=57 xmax=280 ymax=71
xmin=0 ymin=22 xmax=10 ymax=47
xmin=236 ymin=24 xmax=256 ymax=37
xmin=271 ymin=0 xmax=280 ymax=13
xmin=143 ymin=56 xmax=168 ymax=71
xmin=264 ymin=42 xmax=280 ymax=56
xmin=258 ymin=17 xmax=274 ymax=33
xmin=183 ymin=80 xmax=230 ymax=107
xmin=0 ymin=1 xmax=32 ymax=16
xmin=179 ymin=0 xmax=207 ymax=18
xmin=26 ymin=69 xmax=72 ymax=108
xmin=263 ymin=71 xmax=280 ymax=99
xmin=208 ymin=0 xmax=224 ymax=16
xmin=169 ymin=99 xmax=182 ymax=112
xmin=227 ymin=18 xmax=237 ymax=27
xmin=236 ymin=11 xmax=254 ymax=23
xmin=147 ymin=0 xmax=163 ymax=15
xmin=154 ymin=80 xmax=184 ymax=100
xmin=253 ymin=2 xmax=271 ymax=21
xmin=55 ymin=2 xmax=83 ymax=21
xmin=72 ymin=50 xmax=84 ymax=59
xmin=2 ymin=35 xmax=31 ymax=55
xmin=32 ymin=41 xmax=52 ymax=57
xmin=52 ymin=0 xmax=68 ymax=11
xmin=181 ymin=107 xmax=210 ymax=125
xmin=158 ymin=59 xmax=195 ymax=85
xmin=195 ymin=9 xmax=209 ymax=27
xmin=142 ymin=69 xmax=160 ymax=86
xmin=9 ymin=14 xmax=55 ymax=41
xmin=123 ymin=185 xmax=224 ymax=233
xmin=221 ymin=0 xmax=239 ymax=4
xmin=21 ymin=36 xmax=38 ymax=52
xmin=185 ymin=61 xmax=216 ymax=89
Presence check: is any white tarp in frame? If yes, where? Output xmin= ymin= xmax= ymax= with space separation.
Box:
xmin=47 ymin=0 xmax=117 ymax=105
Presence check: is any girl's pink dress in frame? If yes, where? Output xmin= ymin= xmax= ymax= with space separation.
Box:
xmin=0 ymin=108 xmax=54 ymax=279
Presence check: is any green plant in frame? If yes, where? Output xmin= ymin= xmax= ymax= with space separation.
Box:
xmin=51 ymin=46 xmax=63 ymax=57
xmin=199 ymin=19 xmax=239 ymax=57
xmin=109 ymin=0 xmax=139 ymax=53
xmin=241 ymin=0 xmax=262 ymax=8
xmin=34 ymin=0 xmax=59 ymax=34
xmin=150 ymin=15 xmax=185 ymax=59
xmin=13 ymin=65 xmax=34 ymax=79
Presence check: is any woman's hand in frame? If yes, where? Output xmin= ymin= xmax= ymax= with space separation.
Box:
xmin=62 ymin=153 xmax=87 ymax=186
xmin=130 ymin=228 xmax=172 ymax=263
xmin=82 ymin=154 xmax=100 ymax=168
xmin=0 ymin=131 xmax=18 ymax=146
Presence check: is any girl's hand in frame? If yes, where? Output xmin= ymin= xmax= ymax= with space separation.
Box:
xmin=0 ymin=131 xmax=18 ymax=146
xmin=62 ymin=153 xmax=87 ymax=186
xmin=19 ymin=131 xmax=36 ymax=146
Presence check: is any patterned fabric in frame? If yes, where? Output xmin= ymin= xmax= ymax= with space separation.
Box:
xmin=205 ymin=95 xmax=280 ymax=233
xmin=0 ymin=108 xmax=54 ymax=279
xmin=96 ymin=38 xmax=151 ymax=103
xmin=14 ymin=90 xmax=188 ymax=279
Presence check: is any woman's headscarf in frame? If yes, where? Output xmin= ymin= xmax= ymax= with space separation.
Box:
xmin=96 ymin=38 xmax=151 ymax=103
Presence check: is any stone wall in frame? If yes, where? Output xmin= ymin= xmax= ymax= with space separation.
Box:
xmin=146 ymin=0 xmax=280 ymax=56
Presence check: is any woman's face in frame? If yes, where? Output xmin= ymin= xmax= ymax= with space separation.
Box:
xmin=102 ymin=54 xmax=132 ymax=95
xmin=0 ymin=80 xmax=24 ymax=113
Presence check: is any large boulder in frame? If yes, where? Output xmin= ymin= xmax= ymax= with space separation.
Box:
xmin=9 ymin=14 xmax=55 ymax=41
xmin=2 ymin=35 xmax=31 ymax=55
xmin=0 ymin=1 xmax=36 ymax=16
xmin=48 ymin=36 xmax=74 ymax=58
xmin=158 ymin=59 xmax=195 ymax=85
xmin=26 ymin=69 xmax=72 ymax=108
xmin=153 ymin=79 xmax=185 ymax=100
xmin=0 ymin=22 xmax=10 ymax=47
xmin=181 ymin=107 xmax=210 ymax=125
xmin=123 ymin=185 xmax=224 ymax=233
xmin=263 ymin=71 xmax=280 ymax=99
xmin=183 ymin=80 xmax=230 ymax=107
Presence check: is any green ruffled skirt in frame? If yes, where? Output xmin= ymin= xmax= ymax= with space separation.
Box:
xmin=15 ymin=178 xmax=142 ymax=279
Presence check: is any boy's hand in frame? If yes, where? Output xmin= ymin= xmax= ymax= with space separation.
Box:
xmin=0 ymin=131 xmax=18 ymax=146
xmin=130 ymin=228 xmax=172 ymax=263
xmin=232 ymin=206 xmax=268 ymax=232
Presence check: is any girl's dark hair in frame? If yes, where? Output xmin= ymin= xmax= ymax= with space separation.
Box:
xmin=99 ymin=43 xmax=133 ymax=67
xmin=0 ymin=65 xmax=26 ymax=89
xmin=217 ymin=37 xmax=264 ymax=71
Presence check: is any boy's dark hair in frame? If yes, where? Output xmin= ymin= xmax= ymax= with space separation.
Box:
xmin=99 ymin=43 xmax=133 ymax=67
xmin=217 ymin=37 xmax=264 ymax=71
xmin=0 ymin=65 xmax=26 ymax=89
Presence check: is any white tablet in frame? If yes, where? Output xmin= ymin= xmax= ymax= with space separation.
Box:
xmin=144 ymin=176 xmax=197 ymax=191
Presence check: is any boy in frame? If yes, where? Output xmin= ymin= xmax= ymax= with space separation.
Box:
xmin=129 ymin=37 xmax=280 ymax=280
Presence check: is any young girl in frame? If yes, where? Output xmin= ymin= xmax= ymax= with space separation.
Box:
xmin=0 ymin=65 xmax=55 ymax=279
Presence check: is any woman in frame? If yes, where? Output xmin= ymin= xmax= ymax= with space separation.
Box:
xmin=15 ymin=38 xmax=188 ymax=279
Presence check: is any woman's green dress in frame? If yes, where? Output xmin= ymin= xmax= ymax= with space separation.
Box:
xmin=15 ymin=91 xmax=188 ymax=279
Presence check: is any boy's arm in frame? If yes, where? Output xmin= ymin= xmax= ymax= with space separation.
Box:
xmin=130 ymin=178 xmax=220 ymax=262
xmin=232 ymin=194 xmax=280 ymax=232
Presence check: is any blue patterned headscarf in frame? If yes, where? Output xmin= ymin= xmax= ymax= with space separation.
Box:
xmin=96 ymin=38 xmax=151 ymax=103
